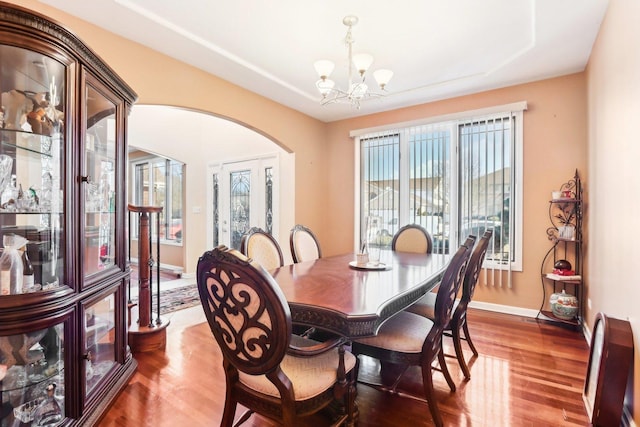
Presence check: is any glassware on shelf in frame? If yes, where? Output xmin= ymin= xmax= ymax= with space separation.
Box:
xmin=22 ymin=250 xmax=35 ymax=291
xmin=32 ymin=382 xmax=63 ymax=426
xmin=0 ymin=154 xmax=12 ymax=197
xmin=39 ymin=171 xmax=53 ymax=210
xmin=16 ymin=183 xmax=26 ymax=211
xmin=1 ymin=174 xmax=17 ymax=211
xmin=0 ymin=233 xmax=28 ymax=295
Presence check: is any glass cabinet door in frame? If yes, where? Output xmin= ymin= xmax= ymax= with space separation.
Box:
xmin=1 ymin=323 xmax=66 ymax=426
xmin=0 ymin=45 xmax=65 ymax=296
xmin=83 ymin=292 xmax=116 ymax=397
xmin=83 ymin=83 xmax=117 ymax=277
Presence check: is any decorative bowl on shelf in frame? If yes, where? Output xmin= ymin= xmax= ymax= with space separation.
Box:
xmin=553 ymin=259 xmax=572 ymax=271
xmin=552 ymin=290 xmax=578 ymax=320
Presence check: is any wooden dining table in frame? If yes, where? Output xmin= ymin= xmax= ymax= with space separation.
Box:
xmin=271 ymin=251 xmax=450 ymax=338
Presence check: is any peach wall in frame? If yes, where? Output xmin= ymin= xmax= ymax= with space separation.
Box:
xmin=8 ymin=0 xmax=328 ymax=274
xmin=326 ymin=74 xmax=588 ymax=312
xmin=586 ymin=0 xmax=640 ymax=422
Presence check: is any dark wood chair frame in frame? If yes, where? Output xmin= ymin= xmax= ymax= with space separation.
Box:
xmin=445 ymin=229 xmax=493 ymax=379
xmin=239 ymin=226 xmax=284 ymax=268
xmin=406 ymin=230 xmax=493 ymax=380
xmin=197 ymin=246 xmax=358 ymax=427
xmin=351 ymin=237 xmax=475 ymax=427
xmin=289 ymin=224 xmax=322 ymax=263
xmin=391 ymin=223 xmax=434 ymax=253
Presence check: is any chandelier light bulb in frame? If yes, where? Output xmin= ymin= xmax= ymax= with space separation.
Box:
xmin=352 ymin=53 xmax=373 ymax=76
xmin=316 ymin=79 xmax=335 ymax=96
xmin=314 ymin=60 xmax=335 ymax=79
xmin=373 ymin=69 xmax=394 ymax=90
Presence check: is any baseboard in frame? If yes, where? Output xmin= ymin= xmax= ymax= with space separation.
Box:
xmin=469 ymin=300 xmax=591 ymax=342
xmin=468 ymin=300 xmax=540 ymax=318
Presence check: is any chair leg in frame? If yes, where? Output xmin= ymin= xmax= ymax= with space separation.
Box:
xmin=462 ymin=320 xmax=478 ymax=356
xmin=452 ymin=324 xmax=471 ymax=380
xmin=345 ymin=360 xmax=360 ymax=427
xmin=221 ymin=398 xmax=237 ymax=427
xmin=421 ymin=362 xmax=444 ymax=427
xmin=437 ymin=348 xmax=456 ymax=392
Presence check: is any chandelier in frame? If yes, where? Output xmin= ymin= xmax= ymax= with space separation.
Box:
xmin=314 ymin=15 xmax=393 ymax=109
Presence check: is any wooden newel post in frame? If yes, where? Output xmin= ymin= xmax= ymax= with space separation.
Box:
xmin=128 ymin=204 xmax=168 ymax=352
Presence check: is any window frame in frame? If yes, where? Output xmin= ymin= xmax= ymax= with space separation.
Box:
xmin=131 ymin=155 xmax=184 ymax=245
xmin=353 ymin=102 xmax=525 ymax=271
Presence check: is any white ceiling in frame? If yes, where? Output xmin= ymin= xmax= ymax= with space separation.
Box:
xmin=40 ymin=0 xmax=608 ymax=122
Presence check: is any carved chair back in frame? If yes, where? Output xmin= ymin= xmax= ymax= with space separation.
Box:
xmin=449 ymin=230 xmax=493 ymax=327
xmin=462 ymin=230 xmax=493 ymax=304
xmin=197 ymin=246 xmax=291 ymax=376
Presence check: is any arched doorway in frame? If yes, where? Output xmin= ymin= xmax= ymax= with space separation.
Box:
xmin=128 ymin=105 xmax=295 ymax=276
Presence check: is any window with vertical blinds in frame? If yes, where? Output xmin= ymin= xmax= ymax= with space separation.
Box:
xmin=356 ymin=103 xmax=524 ymax=275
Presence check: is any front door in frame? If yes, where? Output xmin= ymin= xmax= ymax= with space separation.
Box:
xmin=208 ymin=156 xmax=278 ymax=250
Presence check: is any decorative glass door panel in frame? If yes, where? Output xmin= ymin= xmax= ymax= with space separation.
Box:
xmin=83 ymin=84 xmax=116 ymax=276
xmin=0 ymin=44 xmax=65 ymax=296
xmin=83 ymin=292 xmax=116 ymax=396
xmin=230 ymin=170 xmax=250 ymax=250
xmin=0 ymin=322 xmax=66 ymax=426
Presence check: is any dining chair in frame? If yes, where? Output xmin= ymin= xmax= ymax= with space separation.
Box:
xmin=196 ymin=246 xmax=358 ymax=427
xmin=391 ymin=223 xmax=433 ymax=253
xmin=351 ymin=238 xmax=475 ymax=427
xmin=289 ymin=224 xmax=322 ymax=263
xmin=239 ymin=226 xmax=284 ymax=270
xmin=405 ymin=230 xmax=493 ymax=380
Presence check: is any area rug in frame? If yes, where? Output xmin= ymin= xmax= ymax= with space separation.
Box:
xmin=130 ymin=284 xmax=201 ymax=314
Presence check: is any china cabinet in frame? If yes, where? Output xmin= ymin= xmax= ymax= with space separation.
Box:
xmin=537 ymin=170 xmax=583 ymax=328
xmin=0 ymin=3 xmax=137 ymax=426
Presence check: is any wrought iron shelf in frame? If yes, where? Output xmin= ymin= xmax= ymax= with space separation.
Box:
xmin=539 ymin=309 xmax=580 ymax=326
xmin=537 ymin=169 xmax=584 ymax=330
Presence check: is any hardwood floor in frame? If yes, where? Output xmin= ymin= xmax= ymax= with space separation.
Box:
xmin=99 ymin=307 xmax=590 ymax=426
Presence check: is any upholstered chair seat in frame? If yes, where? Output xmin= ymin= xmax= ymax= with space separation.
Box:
xmin=407 ymin=292 xmax=437 ymax=319
xmin=239 ymin=335 xmax=357 ymax=400
xmin=354 ymin=311 xmax=434 ymax=353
